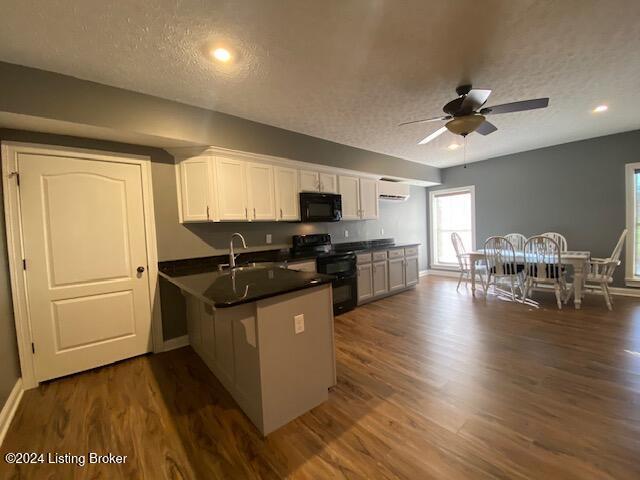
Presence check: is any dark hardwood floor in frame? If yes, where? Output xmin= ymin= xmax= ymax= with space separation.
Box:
xmin=2 ymin=276 xmax=640 ymax=479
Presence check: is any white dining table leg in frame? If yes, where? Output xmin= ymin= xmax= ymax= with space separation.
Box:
xmin=470 ymin=257 xmax=477 ymax=296
xmin=573 ymin=260 xmax=584 ymax=309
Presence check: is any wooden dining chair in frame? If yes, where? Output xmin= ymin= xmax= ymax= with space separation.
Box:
xmin=581 ymin=229 xmax=627 ymax=310
xmin=451 ymin=232 xmax=486 ymax=291
xmin=522 ymin=235 xmax=567 ymax=309
xmin=504 ymin=233 xmax=527 ymax=252
xmin=484 ymin=236 xmax=524 ymax=301
xmin=541 ymin=232 xmax=568 ymax=251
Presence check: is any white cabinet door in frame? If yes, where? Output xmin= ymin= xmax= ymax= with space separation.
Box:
xmin=319 ymin=173 xmax=338 ymax=194
xmin=299 ymin=170 xmax=320 ymax=192
xmin=246 ymin=162 xmax=276 ymax=221
xmin=372 ymin=261 xmax=389 ymax=296
xmin=179 ymin=156 xmax=215 ymax=222
xmin=359 ymin=178 xmax=379 ymax=220
xmin=274 ymin=166 xmax=300 ymax=221
xmin=405 ymin=256 xmax=419 ymax=287
xmin=216 ymin=157 xmax=248 ymax=221
xmin=357 ymin=263 xmax=373 ymax=303
xmin=338 ymin=175 xmax=360 ymax=220
xmin=388 ymin=257 xmax=405 ymax=291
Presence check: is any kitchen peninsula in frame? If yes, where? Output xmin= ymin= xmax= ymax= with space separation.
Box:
xmin=159 ymin=261 xmax=335 ymax=436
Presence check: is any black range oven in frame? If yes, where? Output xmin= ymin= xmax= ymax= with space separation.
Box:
xmin=291 ymin=234 xmax=357 ymax=315
xmin=299 ymin=192 xmax=342 ymax=222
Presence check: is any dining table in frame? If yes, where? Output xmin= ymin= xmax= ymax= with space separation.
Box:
xmin=464 ymin=249 xmax=591 ymax=309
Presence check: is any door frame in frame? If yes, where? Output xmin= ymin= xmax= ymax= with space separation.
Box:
xmin=1 ymin=141 xmax=162 ymax=389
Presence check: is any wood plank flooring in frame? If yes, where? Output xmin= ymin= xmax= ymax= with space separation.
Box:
xmin=2 ymin=276 xmax=640 ymax=479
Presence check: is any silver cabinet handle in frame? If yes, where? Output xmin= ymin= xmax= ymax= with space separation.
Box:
xmin=245 ymin=207 xmax=248 ymax=219
xmin=206 ymin=205 xmax=210 ymax=220
xmin=253 ymin=207 xmax=256 ymax=218
xmin=280 ymin=208 xmax=283 ymax=219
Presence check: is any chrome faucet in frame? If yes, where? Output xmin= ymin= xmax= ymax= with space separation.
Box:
xmin=229 ymin=232 xmax=247 ymax=269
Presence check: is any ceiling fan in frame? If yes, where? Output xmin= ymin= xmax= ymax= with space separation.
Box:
xmin=400 ymin=85 xmax=549 ymax=145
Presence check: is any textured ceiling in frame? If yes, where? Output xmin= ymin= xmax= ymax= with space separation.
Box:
xmin=0 ymin=0 xmax=639 ymax=167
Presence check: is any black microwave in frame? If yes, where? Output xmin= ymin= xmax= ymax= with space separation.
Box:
xmin=299 ymin=192 xmax=342 ymax=222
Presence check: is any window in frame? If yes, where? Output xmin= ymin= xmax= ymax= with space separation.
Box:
xmin=625 ymin=163 xmax=640 ymax=286
xmin=429 ymin=186 xmax=475 ymax=268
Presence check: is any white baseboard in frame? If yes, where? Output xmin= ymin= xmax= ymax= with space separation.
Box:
xmin=0 ymin=378 xmax=23 ymax=447
xmin=419 ymin=270 xmax=429 ymax=277
xmin=426 ymin=269 xmax=640 ymax=298
xmin=163 ymin=334 xmax=189 ymax=352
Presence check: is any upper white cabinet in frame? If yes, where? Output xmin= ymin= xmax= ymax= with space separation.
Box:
xmin=216 ymin=157 xmax=249 ymax=221
xmin=359 ymin=178 xmax=379 ymax=220
xmin=319 ymin=173 xmax=338 ymax=194
xmin=338 ymin=175 xmax=360 ymax=220
xmin=299 ymin=170 xmax=320 ymax=192
xmin=178 ymin=155 xmax=216 ymax=222
xmin=338 ymin=175 xmax=379 ymax=221
xmin=246 ymin=162 xmax=276 ymax=221
xmin=175 ymin=148 xmax=381 ymax=224
xmin=274 ymin=166 xmax=300 ymax=221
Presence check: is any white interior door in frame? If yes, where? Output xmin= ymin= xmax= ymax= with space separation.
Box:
xmin=19 ymin=153 xmax=153 ymax=382
xmin=246 ymin=162 xmax=276 ymax=221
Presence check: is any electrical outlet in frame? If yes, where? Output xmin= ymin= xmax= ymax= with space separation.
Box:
xmin=294 ymin=314 xmax=305 ymax=334
xmin=344 ymin=230 xmax=349 ymax=238
xmin=266 ymin=233 xmax=272 ymax=244
xmin=380 ymin=227 xmax=384 ymax=235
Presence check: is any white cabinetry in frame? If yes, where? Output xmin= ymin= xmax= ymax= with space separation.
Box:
xmin=178 ymin=155 xmax=216 ymax=222
xmin=338 ymin=175 xmax=360 ymax=220
xmin=405 ymin=254 xmax=419 ymax=287
xmin=274 ymin=166 xmax=300 ymax=221
xmin=246 ymin=162 xmax=276 ymax=221
xmin=357 ymin=263 xmax=374 ymax=303
xmin=388 ymin=257 xmax=406 ymax=292
xmin=372 ymin=260 xmax=389 ymax=296
xmin=319 ymin=173 xmax=338 ymax=193
xmin=216 ymin=157 xmax=249 ymax=221
xmin=299 ymin=170 xmax=320 ymax=192
xmin=359 ymin=178 xmax=379 ymax=219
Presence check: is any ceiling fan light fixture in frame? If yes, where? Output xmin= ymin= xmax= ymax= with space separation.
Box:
xmin=445 ymin=115 xmax=486 ymax=136
xmin=593 ymin=104 xmax=608 ymax=113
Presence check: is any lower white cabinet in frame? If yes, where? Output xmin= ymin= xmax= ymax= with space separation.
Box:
xmin=357 ymin=263 xmax=374 ymax=302
xmin=388 ymin=257 xmax=406 ymax=292
xmin=372 ymin=261 xmax=389 ymax=296
xmin=405 ymin=255 xmax=419 ymax=287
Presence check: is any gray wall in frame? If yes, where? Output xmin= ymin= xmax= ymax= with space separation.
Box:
xmin=428 ymin=129 xmax=640 ymax=286
xmin=0 ymin=61 xmax=440 ymax=184
xmin=0 ymin=129 xmax=427 ymax=347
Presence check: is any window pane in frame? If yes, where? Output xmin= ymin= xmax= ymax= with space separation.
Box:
xmin=432 ymin=190 xmax=473 ymax=266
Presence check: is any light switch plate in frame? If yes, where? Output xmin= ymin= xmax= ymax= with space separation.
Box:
xmin=266 ymin=233 xmax=272 ymax=244
xmin=344 ymin=230 xmax=349 ymax=238
xmin=380 ymin=227 xmax=384 ymax=235
xmin=294 ymin=314 xmax=305 ymax=334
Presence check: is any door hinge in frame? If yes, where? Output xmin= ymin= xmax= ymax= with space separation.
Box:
xmin=22 ymin=259 xmax=27 ymax=270
xmin=31 ymin=342 xmax=35 ymax=354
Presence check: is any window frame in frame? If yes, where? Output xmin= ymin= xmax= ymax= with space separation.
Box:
xmin=625 ymin=163 xmax=640 ymax=287
xmin=429 ymin=185 xmax=476 ymax=270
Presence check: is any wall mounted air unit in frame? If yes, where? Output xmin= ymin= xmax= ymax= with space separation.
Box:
xmin=378 ymin=180 xmax=410 ymax=201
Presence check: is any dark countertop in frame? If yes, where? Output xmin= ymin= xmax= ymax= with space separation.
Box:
xmin=159 ymin=266 xmax=334 ymax=309
xmin=158 ymin=239 xmax=421 ymax=277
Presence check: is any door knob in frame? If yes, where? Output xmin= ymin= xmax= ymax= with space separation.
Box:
xmin=137 ymin=266 xmax=145 ymax=273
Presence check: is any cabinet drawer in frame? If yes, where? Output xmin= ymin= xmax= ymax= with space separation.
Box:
xmin=372 ymin=250 xmax=387 ymax=262
xmin=388 ymin=248 xmax=404 ymax=259
xmin=405 ymin=246 xmax=419 ymax=257
xmin=357 ymin=252 xmax=372 ymax=264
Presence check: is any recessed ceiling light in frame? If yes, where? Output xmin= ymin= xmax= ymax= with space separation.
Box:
xmin=211 ymin=47 xmax=232 ymax=63
xmin=593 ymin=105 xmax=608 ymax=113
xmin=447 ymin=143 xmax=461 ymax=151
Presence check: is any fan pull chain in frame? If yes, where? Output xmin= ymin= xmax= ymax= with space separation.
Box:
xmin=463 ymin=135 xmax=468 ymax=169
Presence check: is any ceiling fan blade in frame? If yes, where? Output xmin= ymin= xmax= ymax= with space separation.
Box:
xmin=459 ymin=89 xmax=492 ymax=115
xmin=399 ymin=115 xmax=451 ymax=126
xmin=418 ymin=126 xmax=447 ymax=145
xmin=481 ymin=98 xmax=549 ymax=115
xmin=475 ymin=120 xmax=498 ymax=135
